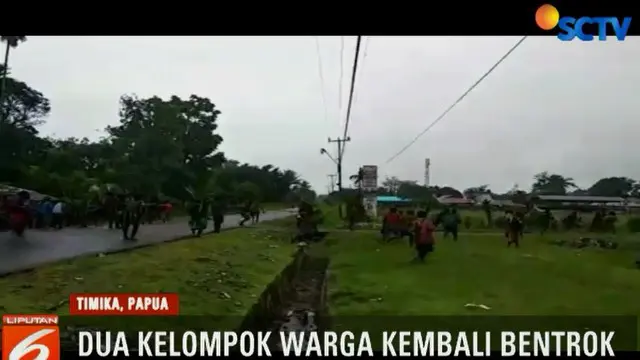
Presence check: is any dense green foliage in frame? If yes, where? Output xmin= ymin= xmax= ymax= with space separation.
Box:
xmin=0 ymin=63 xmax=315 ymax=204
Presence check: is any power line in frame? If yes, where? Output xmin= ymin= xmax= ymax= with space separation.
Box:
xmin=314 ymin=36 xmax=329 ymax=124
xmin=340 ymin=36 xmax=363 ymax=159
xmin=385 ymin=36 xmax=528 ymax=164
xmin=338 ymin=36 xmax=345 ymax=120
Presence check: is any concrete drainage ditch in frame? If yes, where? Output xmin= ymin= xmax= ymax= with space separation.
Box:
xmin=238 ymin=242 xmax=330 ymax=351
xmin=53 ymin=241 xmax=330 ymax=353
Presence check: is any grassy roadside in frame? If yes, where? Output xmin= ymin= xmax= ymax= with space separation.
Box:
xmin=0 ymin=225 xmax=296 ymax=328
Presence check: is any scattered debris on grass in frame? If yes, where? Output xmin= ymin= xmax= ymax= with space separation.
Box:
xmin=548 ymin=237 xmax=618 ymax=250
xmin=464 ymin=303 xmax=491 ymax=311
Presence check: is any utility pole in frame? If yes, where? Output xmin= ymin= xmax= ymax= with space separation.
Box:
xmin=327 ymin=174 xmax=337 ymax=193
xmin=328 ymin=137 xmax=350 ymax=191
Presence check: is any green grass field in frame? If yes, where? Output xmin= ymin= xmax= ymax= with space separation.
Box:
xmin=0 ymin=227 xmax=295 ymax=325
xmin=327 ymin=230 xmax=640 ymax=316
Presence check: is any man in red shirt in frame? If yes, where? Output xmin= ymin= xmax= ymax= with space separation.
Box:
xmin=160 ymin=201 xmax=173 ymax=223
xmin=382 ymin=207 xmax=402 ymax=242
xmin=413 ymin=210 xmax=436 ymax=262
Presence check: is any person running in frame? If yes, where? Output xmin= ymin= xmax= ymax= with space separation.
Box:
xmin=210 ymin=196 xmax=226 ymax=233
xmin=7 ymin=193 xmax=31 ymax=237
xmin=238 ymin=201 xmax=252 ymax=227
xmin=122 ymin=194 xmax=144 ymax=240
xmin=51 ymin=199 xmax=65 ymax=229
xmin=188 ymin=199 xmax=209 ymax=237
xmin=104 ymin=192 xmax=119 ymax=229
xmin=159 ymin=200 xmax=173 ymax=223
xmin=507 ymin=211 xmax=524 ymax=248
xmin=39 ymin=197 xmax=54 ymax=229
xmin=250 ymin=202 xmax=263 ymax=224
xmin=115 ymin=194 xmax=126 ymax=229
xmin=441 ymin=206 xmax=461 ymax=241
xmin=381 ymin=207 xmax=402 ymax=242
xmin=504 ymin=210 xmax=514 ymax=239
xmin=413 ymin=210 xmax=436 ymax=262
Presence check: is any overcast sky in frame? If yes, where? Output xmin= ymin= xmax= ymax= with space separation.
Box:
xmin=10 ymin=36 xmax=640 ymax=193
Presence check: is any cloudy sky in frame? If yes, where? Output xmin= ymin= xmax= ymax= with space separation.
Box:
xmin=10 ymin=36 xmax=640 ymax=193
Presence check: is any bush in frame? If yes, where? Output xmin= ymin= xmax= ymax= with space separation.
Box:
xmin=626 ymin=217 xmax=640 ymax=233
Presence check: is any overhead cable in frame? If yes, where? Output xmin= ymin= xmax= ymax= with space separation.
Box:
xmin=385 ymin=36 xmax=528 ymax=164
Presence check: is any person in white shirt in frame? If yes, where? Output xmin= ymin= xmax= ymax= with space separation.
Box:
xmin=52 ymin=201 xmax=64 ymax=229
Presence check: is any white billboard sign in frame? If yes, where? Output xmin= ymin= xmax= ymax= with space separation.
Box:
xmin=361 ymin=165 xmax=378 ymax=192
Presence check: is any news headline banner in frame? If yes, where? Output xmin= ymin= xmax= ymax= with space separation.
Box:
xmin=54 ymin=315 xmax=636 ymax=357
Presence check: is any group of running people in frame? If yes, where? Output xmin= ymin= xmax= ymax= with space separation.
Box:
xmin=2 ymin=190 xmax=266 ymax=241
xmin=0 ymin=191 xmax=173 ymax=240
xmin=186 ymin=198 xmax=264 ymax=237
xmin=381 ymin=206 xmax=525 ymax=262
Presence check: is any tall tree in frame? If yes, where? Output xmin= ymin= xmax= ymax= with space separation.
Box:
xmin=0 ymin=69 xmax=313 ymax=204
xmin=0 ymin=67 xmax=50 ymax=184
xmin=0 ymin=36 xmax=26 ymax=122
xmin=397 ymin=181 xmax=433 ymax=202
xmin=587 ymin=177 xmax=636 ymax=197
xmin=532 ymin=172 xmax=577 ymax=195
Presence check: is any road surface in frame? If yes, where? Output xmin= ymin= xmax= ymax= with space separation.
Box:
xmin=0 ymin=210 xmax=295 ymax=275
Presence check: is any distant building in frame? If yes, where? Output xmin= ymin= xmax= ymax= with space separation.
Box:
xmin=436 ymin=195 xmax=475 ymax=206
xmin=376 ymin=195 xmax=413 ymax=205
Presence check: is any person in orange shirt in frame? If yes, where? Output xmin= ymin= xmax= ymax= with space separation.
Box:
xmin=413 ymin=210 xmax=436 ymax=262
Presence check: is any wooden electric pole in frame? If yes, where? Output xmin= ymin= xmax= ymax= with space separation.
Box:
xmin=328 ymin=137 xmax=350 ymax=191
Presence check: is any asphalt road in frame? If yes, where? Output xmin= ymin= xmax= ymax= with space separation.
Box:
xmin=0 ymin=210 xmax=295 ymax=275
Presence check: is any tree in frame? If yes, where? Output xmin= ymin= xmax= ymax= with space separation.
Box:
xmin=397 ymin=181 xmax=433 ymax=202
xmin=587 ymin=177 xmax=636 ymax=197
xmin=0 ymin=70 xmax=314 ymax=205
xmin=349 ymin=168 xmax=364 ymax=188
xmin=0 ymin=67 xmax=50 ymax=184
xmin=106 ymin=95 xmax=226 ymax=199
xmin=463 ymin=185 xmax=491 ymax=198
xmin=0 ymin=36 xmax=26 ymax=122
xmin=382 ymin=176 xmax=401 ymax=194
xmin=234 ymin=181 xmax=262 ymax=203
xmin=531 ymin=172 xmax=577 ymax=195
xmin=288 ymin=183 xmax=317 ymax=204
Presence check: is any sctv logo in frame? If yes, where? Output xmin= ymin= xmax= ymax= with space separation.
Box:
xmin=535 ymin=4 xmax=632 ymax=41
